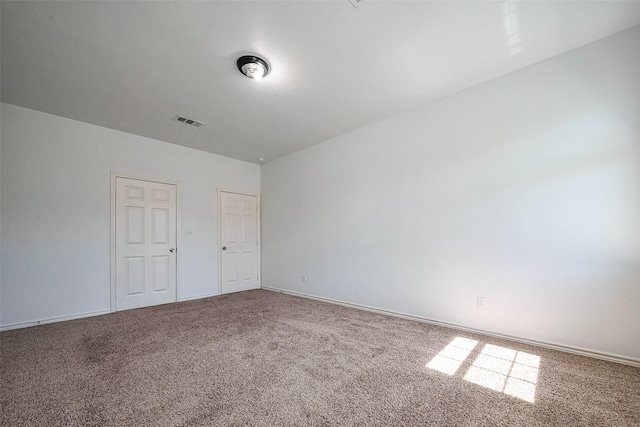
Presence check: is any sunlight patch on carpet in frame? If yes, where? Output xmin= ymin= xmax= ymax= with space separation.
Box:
xmin=426 ymin=337 xmax=478 ymax=375
xmin=463 ymin=344 xmax=540 ymax=403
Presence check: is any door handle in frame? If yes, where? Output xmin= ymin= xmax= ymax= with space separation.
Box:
xmin=169 ymin=248 xmax=176 ymax=253
xmin=222 ymin=246 xmax=227 ymax=251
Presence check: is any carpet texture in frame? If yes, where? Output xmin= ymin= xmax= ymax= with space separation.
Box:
xmin=1 ymin=290 xmax=639 ymax=426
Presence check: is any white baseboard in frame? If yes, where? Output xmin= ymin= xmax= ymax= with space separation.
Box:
xmin=0 ymin=309 xmax=112 ymax=332
xmin=178 ymin=292 xmax=219 ymax=302
xmin=1 ymin=292 xmax=222 ymax=332
xmin=262 ymin=286 xmax=640 ymax=368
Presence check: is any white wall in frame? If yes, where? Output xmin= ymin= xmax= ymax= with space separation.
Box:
xmin=0 ymin=103 xmax=260 ymax=328
xmin=0 ymin=105 xmax=3 ymax=325
xmin=262 ymin=27 xmax=640 ymax=362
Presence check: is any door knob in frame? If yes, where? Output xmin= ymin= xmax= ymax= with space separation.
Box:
xmin=169 ymin=248 xmax=176 ymax=253
xmin=222 ymin=246 xmax=227 ymax=251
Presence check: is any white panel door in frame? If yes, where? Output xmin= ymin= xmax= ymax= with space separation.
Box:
xmin=220 ymin=191 xmax=259 ymax=294
xmin=116 ymin=177 xmax=177 ymax=310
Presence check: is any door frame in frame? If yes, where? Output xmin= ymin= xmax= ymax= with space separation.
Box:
xmin=217 ymin=188 xmax=261 ymax=295
xmin=110 ymin=172 xmax=181 ymax=312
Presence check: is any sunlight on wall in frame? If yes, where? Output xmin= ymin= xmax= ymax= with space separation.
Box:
xmin=425 ymin=337 xmax=478 ymax=375
xmin=427 ymin=338 xmax=540 ymax=403
xmin=502 ymin=2 xmax=522 ymax=55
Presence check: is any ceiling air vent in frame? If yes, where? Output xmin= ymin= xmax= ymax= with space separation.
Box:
xmin=173 ymin=115 xmax=205 ymax=127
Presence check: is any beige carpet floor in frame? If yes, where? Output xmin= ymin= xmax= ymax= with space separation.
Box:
xmin=1 ymin=289 xmax=638 ymax=426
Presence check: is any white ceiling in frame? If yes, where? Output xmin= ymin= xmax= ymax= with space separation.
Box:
xmin=2 ymin=1 xmax=639 ymax=164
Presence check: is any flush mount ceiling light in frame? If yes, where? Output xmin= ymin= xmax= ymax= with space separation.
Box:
xmin=237 ymin=55 xmax=270 ymax=79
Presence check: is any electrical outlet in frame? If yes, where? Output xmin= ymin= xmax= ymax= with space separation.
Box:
xmin=302 ymin=275 xmax=307 ymax=283
xmin=477 ymin=296 xmax=485 ymax=308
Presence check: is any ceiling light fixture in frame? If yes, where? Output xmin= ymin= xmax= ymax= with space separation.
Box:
xmin=237 ymin=55 xmax=270 ymax=80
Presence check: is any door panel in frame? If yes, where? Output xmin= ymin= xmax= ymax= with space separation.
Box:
xmin=126 ymin=207 xmax=144 ymax=244
xmin=220 ymin=191 xmax=259 ymax=294
xmin=126 ymin=257 xmax=145 ymax=295
xmin=226 ymin=253 xmax=238 ymax=283
xmin=153 ymin=209 xmax=169 ymax=243
xmin=242 ymin=252 xmax=254 ymax=280
xmin=116 ymin=177 xmax=177 ymax=310
xmin=152 ymin=256 xmax=170 ymax=292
